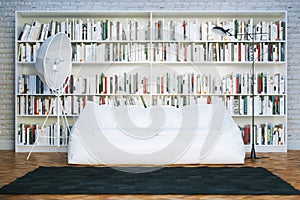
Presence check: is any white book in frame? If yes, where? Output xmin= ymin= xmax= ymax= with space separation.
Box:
xmin=201 ymin=22 xmax=207 ymax=41
xmin=112 ymin=19 xmax=117 ymax=41
xmin=175 ymin=19 xmax=183 ymax=40
xmin=64 ymin=96 xmax=71 ymax=115
xmin=18 ymin=43 xmax=25 ymax=62
xmin=87 ymin=18 xmax=92 ymax=41
xmin=61 ymin=21 xmax=66 ymax=35
xmin=125 ymin=19 xmax=130 ymax=41
xmin=74 ymin=20 xmax=80 ymax=41
xmin=193 ymin=44 xmax=199 ymax=62
xmin=25 ymin=43 xmax=32 ymax=62
xmin=233 ymin=43 xmax=238 ymax=62
xmin=28 ymin=75 xmax=36 ymax=94
xmin=20 ymin=23 xmax=31 ymax=41
xmin=248 ymin=18 xmax=253 ymax=38
xmin=241 ymin=43 xmax=245 ymax=62
xmin=79 ymin=19 xmax=83 ymax=40
xmin=39 ymin=23 xmax=47 ymax=41
xmin=270 ymin=22 xmax=277 ymax=41
xmin=32 ymin=44 xmax=37 ymax=62
xmin=27 ymin=20 xmax=37 ymax=41
xmin=256 ymin=125 xmax=261 ymax=145
xmin=72 ymin=96 xmax=80 ymax=115
xmin=280 ymin=97 xmax=285 ymax=115
xmin=215 ymin=43 xmax=219 ymax=62
xmin=94 ymin=21 xmax=102 ymax=41
xmin=278 ymin=21 xmax=284 ymax=40
xmin=280 ymin=75 xmax=285 ymax=94
xmin=273 ymin=44 xmax=279 ymax=62
xmin=261 ymin=21 xmax=268 ymax=40
xmin=232 ymin=73 xmax=236 ymax=94
xmin=176 ymin=43 xmax=182 ymax=61
xmin=50 ymin=21 xmax=56 ymax=36
xmin=119 ymin=22 xmax=123 ymax=40
xmin=207 ymin=21 xmax=213 ymax=40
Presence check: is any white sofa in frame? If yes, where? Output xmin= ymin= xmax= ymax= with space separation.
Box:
xmin=68 ymin=101 xmax=245 ymax=165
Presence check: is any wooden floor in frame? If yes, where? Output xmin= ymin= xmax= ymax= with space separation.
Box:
xmin=0 ymin=150 xmax=299 ymax=200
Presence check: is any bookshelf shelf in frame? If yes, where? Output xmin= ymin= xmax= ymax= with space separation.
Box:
xmin=15 ymin=10 xmax=287 ymax=153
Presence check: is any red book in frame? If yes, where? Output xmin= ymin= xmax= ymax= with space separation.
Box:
xmin=243 ymin=125 xmax=250 ymax=144
xmin=207 ymin=96 xmax=211 ymax=104
xmin=157 ymin=20 xmax=161 ymax=39
xmin=236 ymin=75 xmax=239 ymax=94
xmin=183 ymin=20 xmax=187 ymax=39
xmin=34 ymin=97 xmax=39 ymax=115
xmin=83 ymin=96 xmax=87 ymax=108
xmin=238 ymin=43 xmax=241 ymax=61
xmin=257 ymin=43 xmax=261 ymax=62
xmin=257 ymin=74 xmax=262 ymax=94
xmin=143 ymin=76 xmax=147 ymax=94
xmin=191 ymin=74 xmax=194 ymax=93
xmin=104 ymin=76 xmax=107 ymax=94
xmin=65 ymin=77 xmax=69 ymax=94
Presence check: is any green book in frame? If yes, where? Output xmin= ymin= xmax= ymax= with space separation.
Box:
xmin=140 ymin=96 xmax=147 ymax=108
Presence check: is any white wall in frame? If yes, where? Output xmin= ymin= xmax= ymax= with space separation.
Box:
xmin=0 ymin=0 xmax=299 ymax=150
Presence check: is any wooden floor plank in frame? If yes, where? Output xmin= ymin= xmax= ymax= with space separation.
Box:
xmin=0 ymin=150 xmax=299 ymax=199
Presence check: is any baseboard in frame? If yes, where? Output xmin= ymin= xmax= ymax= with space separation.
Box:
xmin=0 ymin=139 xmax=299 ymax=151
xmin=287 ymin=140 xmax=300 ymax=150
xmin=0 ymin=140 xmax=14 ymax=150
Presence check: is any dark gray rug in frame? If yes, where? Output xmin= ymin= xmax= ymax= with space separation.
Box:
xmin=0 ymin=166 xmax=299 ymax=195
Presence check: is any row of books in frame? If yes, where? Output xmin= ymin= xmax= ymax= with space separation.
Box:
xmin=17 ymin=95 xmax=62 ymax=116
xmin=17 ymin=123 xmax=71 ymax=146
xmin=155 ymin=73 xmax=216 ymax=95
xmin=97 ymin=95 xmax=147 ymax=107
xmin=226 ymin=95 xmax=285 ymax=116
xmin=18 ymin=41 xmax=285 ymax=64
xmin=17 ymin=95 xmax=88 ymax=116
xmin=207 ymin=42 xmax=285 ymax=62
xmin=18 ymin=42 xmax=40 ymax=62
xmin=17 ymin=95 xmax=148 ymax=116
xmin=18 ymin=18 xmax=151 ymax=42
xmin=66 ymin=73 xmax=149 ymax=95
xmin=18 ymin=17 xmax=285 ymax=42
xmin=222 ymin=72 xmax=285 ymax=95
xmin=231 ymin=19 xmax=285 ymax=41
xmin=18 ymin=41 xmax=207 ymax=63
xmin=18 ymin=74 xmax=51 ymax=95
xmin=153 ymin=19 xmax=208 ymax=41
xmin=73 ymin=43 xmax=149 ymax=63
xmin=155 ymin=18 xmax=285 ymax=41
xmin=240 ymin=123 xmax=284 ymax=146
xmin=65 ymin=96 xmax=147 ymax=114
xmin=152 ymin=43 xmax=206 ymax=62
xmin=17 ymin=93 xmax=284 ymax=117
xmin=152 ymin=95 xmax=223 ymax=107
xmin=18 ymin=71 xmax=285 ymax=96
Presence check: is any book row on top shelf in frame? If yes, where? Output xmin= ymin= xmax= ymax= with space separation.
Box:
xmin=18 ymin=16 xmax=285 ymax=43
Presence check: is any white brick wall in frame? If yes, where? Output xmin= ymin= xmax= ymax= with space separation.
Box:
xmin=0 ymin=0 xmax=299 ymax=150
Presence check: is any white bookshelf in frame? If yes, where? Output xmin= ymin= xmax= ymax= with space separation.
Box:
xmin=15 ymin=11 xmax=287 ymax=152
